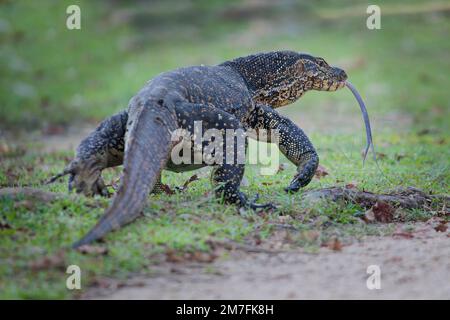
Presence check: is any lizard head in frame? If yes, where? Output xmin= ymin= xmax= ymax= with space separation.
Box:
xmin=298 ymin=54 xmax=347 ymax=92
xmin=226 ymin=51 xmax=347 ymax=107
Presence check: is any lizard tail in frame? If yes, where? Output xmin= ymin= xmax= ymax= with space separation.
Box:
xmin=72 ymin=100 xmax=177 ymax=248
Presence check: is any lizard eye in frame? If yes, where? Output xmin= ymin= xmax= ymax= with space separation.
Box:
xmin=316 ymin=58 xmax=327 ymax=67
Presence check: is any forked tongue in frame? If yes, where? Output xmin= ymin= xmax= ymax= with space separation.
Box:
xmin=345 ymin=81 xmax=377 ymax=165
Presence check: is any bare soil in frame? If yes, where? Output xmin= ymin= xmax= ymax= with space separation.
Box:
xmin=85 ymin=221 xmax=449 ymax=299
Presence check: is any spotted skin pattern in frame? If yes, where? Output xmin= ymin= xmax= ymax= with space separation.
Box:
xmin=248 ymin=104 xmax=319 ymax=192
xmin=64 ymin=51 xmax=348 ymax=247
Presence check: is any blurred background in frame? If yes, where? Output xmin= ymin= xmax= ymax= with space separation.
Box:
xmin=1 ymin=0 xmax=448 ymax=134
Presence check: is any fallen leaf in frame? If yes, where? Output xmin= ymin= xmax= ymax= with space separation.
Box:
xmin=314 ymin=165 xmax=329 ymax=179
xmin=165 ymin=250 xmax=185 ymax=263
xmin=77 ymin=245 xmax=108 ymax=255
xmin=327 ymin=238 xmax=343 ymax=251
xmin=434 ymin=222 xmax=448 ymax=232
xmin=191 ymin=251 xmax=217 ymax=263
xmin=363 ymin=201 xmax=395 ymax=223
xmin=160 ymin=183 xmax=175 ymax=195
xmin=345 ymin=182 xmax=358 ymax=189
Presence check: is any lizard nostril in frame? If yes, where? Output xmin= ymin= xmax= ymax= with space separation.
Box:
xmin=332 ymin=67 xmax=347 ymax=81
xmin=337 ymin=68 xmax=347 ymax=81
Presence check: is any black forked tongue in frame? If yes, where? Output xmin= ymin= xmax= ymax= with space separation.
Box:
xmin=72 ymin=103 xmax=176 ymax=249
xmin=345 ymin=81 xmax=377 ymax=165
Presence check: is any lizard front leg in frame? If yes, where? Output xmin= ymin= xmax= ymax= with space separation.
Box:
xmin=66 ymin=111 xmax=128 ymax=196
xmin=57 ymin=109 xmax=165 ymax=197
xmin=250 ymin=104 xmax=319 ymax=193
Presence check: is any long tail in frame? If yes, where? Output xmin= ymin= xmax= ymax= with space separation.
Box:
xmin=72 ymin=101 xmax=177 ymax=248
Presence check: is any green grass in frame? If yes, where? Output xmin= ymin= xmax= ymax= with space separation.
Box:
xmin=0 ymin=0 xmax=449 ymax=299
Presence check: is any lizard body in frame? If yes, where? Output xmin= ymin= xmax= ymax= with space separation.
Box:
xmin=55 ymin=51 xmax=348 ymax=247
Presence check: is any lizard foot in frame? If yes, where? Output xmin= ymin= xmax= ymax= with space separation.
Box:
xmin=65 ymin=158 xmax=110 ymax=197
xmin=69 ymin=173 xmax=110 ymax=197
xmin=242 ymin=193 xmax=277 ymax=211
xmin=284 ymin=171 xmax=313 ymax=194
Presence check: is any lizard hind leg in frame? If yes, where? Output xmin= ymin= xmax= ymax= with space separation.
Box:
xmin=72 ymin=99 xmax=178 ymax=248
xmin=174 ymin=102 xmax=274 ymax=210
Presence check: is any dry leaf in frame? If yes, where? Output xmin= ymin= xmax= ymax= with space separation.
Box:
xmin=314 ymin=165 xmax=329 ymax=179
xmin=165 ymin=250 xmax=185 ymax=263
xmin=345 ymin=182 xmax=358 ymax=189
xmin=434 ymin=222 xmax=448 ymax=232
xmin=160 ymin=183 xmax=175 ymax=195
xmin=364 ymin=201 xmax=395 ymax=223
xmin=327 ymin=238 xmax=343 ymax=251
xmin=191 ymin=251 xmax=217 ymax=263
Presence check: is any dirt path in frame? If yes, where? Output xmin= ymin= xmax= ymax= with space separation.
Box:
xmin=85 ymin=222 xmax=449 ymax=300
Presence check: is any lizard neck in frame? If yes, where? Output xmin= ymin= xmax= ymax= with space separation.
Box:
xmin=220 ymin=51 xmax=308 ymax=108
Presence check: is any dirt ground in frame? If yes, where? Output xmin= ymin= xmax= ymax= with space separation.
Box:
xmin=83 ymin=221 xmax=449 ymax=300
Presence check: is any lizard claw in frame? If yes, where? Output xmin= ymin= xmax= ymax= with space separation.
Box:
xmin=284 ymin=183 xmax=300 ymax=194
xmin=284 ymin=170 xmax=313 ymax=193
xmin=67 ymin=162 xmax=110 ymax=197
xmin=285 ymin=155 xmax=319 ymax=193
xmin=248 ymin=201 xmax=276 ymax=211
xmin=246 ymin=193 xmax=277 ymax=211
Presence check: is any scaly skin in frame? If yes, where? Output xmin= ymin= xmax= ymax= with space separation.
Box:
xmin=51 ymin=51 xmax=348 ymax=247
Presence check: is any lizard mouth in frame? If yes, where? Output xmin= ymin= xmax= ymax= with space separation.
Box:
xmin=312 ymin=80 xmax=346 ymax=91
